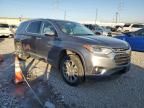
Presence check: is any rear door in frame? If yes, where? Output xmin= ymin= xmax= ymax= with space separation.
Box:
xmin=23 ymin=21 xmax=42 ymax=54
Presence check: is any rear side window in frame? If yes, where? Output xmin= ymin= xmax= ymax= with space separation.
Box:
xmin=27 ymin=21 xmax=42 ymax=34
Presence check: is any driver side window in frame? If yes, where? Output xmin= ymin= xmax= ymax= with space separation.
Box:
xmin=42 ymin=22 xmax=56 ymax=36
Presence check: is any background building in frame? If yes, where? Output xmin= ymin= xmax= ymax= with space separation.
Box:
xmin=0 ymin=17 xmax=29 ymax=25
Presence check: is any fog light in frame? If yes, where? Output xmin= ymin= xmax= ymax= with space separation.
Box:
xmin=95 ymin=67 xmax=99 ymax=72
xmin=100 ymin=69 xmax=106 ymax=75
xmin=94 ymin=67 xmax=106 ymax=75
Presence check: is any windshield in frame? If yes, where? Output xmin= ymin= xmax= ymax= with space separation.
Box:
xmin=124 ymin=24 xmax=130 ymax=27
xmin=56 ymin=21 xmax=94 ymax=36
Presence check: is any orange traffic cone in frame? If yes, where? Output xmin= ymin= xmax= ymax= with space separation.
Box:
xmin=14 ymin=56 xmax=24 ymax=84
xmin=0 ymin=54 xmax=3 ymax=62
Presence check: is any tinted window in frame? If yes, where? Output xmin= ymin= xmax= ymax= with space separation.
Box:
xmin=42 ymin=22 xmax=56 ymax=35
xmin=132 ymin=24 xmax=144 ymax=28
xmin=124 ymin=24 xmax=130 ymax=27
xmin=0 ymin=24 xmax=9 ymax=28
xmin=84 ymin=24 xmax=95 ymax=31
xmin=27 ymin=21 xmax=42 ymax=33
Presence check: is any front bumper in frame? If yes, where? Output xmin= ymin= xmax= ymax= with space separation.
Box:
xmin=84 ymin=48 xmax=131 ymax=76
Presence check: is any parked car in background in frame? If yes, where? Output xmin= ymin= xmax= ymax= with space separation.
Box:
xmin=122 ymin=23 xmax=131 ymax=32
xmin=122 ymin=23 xmax=144 ymax=32
xmin=116 ymin=25 xmax=123 ymax=32
xmin=116 ymin=28 xmax=144 ymax=51
xmin=0 ymin=23 xmax=11 ymax=37
xmin=9 ymin=25 xmax=17 ymax=35
xmin=105 ymin=26 xmax=113 ymax=31
xmin=93 ymin=24 xmax=103 ymax=35
xmin=0 ymin=23 xmax=14 ymax=37
xmin=84 ymin=24 xmax=111 ymax=36
xmin=101 ymin=26 xmax=112 ymax=36
xmin=131 ymin=24 xmax=144 ymax=32
xmin=15 ymin=19 xmax=131 ymax=86
xmin=111 ymin=25 xmax=123 ymax=32
xmin=84 ymin=24 xmax=102 ymax=35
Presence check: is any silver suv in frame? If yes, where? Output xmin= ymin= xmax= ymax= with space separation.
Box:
xmin=15 ymin=19 xmax=131 ymax=86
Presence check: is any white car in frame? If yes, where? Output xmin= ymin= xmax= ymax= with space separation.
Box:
xmin=101 ymin=26 xmax=112 ymax=36
xmin=0 ymin=23 xmax=13 ymax=37
xmin=9 ymin=25 xmax=17 ymax=34
xmin=131 ymin=24 xmax=144 ymax=32
xmin=122 ymin=23 xmax=144 ymax=32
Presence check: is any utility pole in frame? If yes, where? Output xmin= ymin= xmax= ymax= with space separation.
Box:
xmin=94 ymin=8 xmax=98 ymax=25
xmin=117 ymin=0 xmax=124 ymax=22
xmin=115 ymin=12 xmax=119 ymax=23
xmin=19 ymin=15 xmax=23 ymax=22
xmin=53 ymin=0 xmax=59 ymax=18
xmin=64 ymin=10 xmax=66 ymax=20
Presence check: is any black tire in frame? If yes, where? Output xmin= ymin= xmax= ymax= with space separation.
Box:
xmin=15 ymin=42 xmax=27 ymax=60
xmin=60 ymin=54 xmax=84 ymax=86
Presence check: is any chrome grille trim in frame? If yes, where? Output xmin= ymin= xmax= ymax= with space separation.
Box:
xmin=113 ymin=48 xmax=130 ymax=65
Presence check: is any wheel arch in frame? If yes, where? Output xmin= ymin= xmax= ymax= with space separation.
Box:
xmin=58 ymin=49 xmax=86 ymax=77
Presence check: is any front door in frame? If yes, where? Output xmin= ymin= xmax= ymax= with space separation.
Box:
xmin=35 ymin=21 xmax=57 ymax=61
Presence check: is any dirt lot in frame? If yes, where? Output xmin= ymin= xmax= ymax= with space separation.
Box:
xmin=0 ymin=38 xmax=144 ymax=108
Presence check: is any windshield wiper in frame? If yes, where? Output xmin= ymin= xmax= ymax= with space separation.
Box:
xmin=74 ymin=34 xmax=94 ymax=36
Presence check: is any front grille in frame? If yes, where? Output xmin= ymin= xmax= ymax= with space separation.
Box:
xmin=113 ymin=48 xmax=130 ymax=65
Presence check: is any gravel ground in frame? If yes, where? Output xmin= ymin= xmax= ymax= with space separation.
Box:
xmin=0 ymin=38 xmax=66 ymax=108
xmin=44 ymin=61 xmax=144 ymax=108
xmin=0 ymin=38 xmax=144 ymax=108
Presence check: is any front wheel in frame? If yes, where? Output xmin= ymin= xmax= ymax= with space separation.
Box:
xmin=60 ymin=54 xmax=84 ymax=86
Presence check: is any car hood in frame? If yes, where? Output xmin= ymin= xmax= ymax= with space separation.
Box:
xmin=76 ymin=36 xmax=129 ymax=49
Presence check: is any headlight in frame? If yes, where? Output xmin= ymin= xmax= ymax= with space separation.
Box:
xmin=83 ymin=45 xmax=112 ymax=55
xmin=125 ymin=42 xmax=131 ymax=54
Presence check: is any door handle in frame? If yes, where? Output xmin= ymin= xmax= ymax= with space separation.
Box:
xmin=36 ymin=37 xmax=41 ymax=40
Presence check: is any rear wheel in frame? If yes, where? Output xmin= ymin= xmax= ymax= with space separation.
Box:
xmin=15 ymin=42 xmax=28 ymax=60
xmin=60 ymin=54 xmax=84 ymax=86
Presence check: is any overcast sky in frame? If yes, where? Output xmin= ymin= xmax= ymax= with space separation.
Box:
xmin=0 ymin=0 xmax=144 ymax=23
